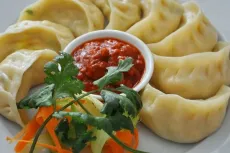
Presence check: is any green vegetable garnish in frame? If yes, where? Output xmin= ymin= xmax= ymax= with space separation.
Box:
xmin=101 ymin=90 xmax=137 ymax=119
xmin=26 ymin=9 xmax=34 ymax=15
xmin=44 ymin=52 xmax=84 ymax=99
xmin=93 ymin=57 xmax=134 ymax=89
xmin=17 ymin=84 xmax=54 ymax=109
xmin=117 ymin=85 xmax=143 ymax=112
xmin=17 ymin=52 xmax=147 ymax=153
xmin=55 ymin=118 xmax=96 ymax=153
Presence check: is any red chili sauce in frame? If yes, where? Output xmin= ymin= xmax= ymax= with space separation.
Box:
xmin=72 ymin=38 xmax=145 ymax=92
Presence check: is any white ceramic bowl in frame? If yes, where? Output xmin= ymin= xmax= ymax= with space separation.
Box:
xmin=64 ymin=30 xmax=154 ymax=99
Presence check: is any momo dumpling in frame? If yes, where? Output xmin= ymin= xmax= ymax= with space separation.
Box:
xmin=18 ymin=0 xmax=104 ymax=37
xmin=93 ymin=0 xmax=141 ymax=31
xmin=127 ymin=0 xmax=184 ymax=43
xmin=148 ymin=2 xmax=218 ymax=56
xmin=151 ymin=46 xmax=230 ymax=99
xmin=213 ymin=41 xmax=230 ymax=51
xmin=0 ymin=49 xmax=57 ymax=126
xmin=140 ymin=84 xmax=230 ymax=143
xmin=0 ymin=20 xmax=74 ymax=62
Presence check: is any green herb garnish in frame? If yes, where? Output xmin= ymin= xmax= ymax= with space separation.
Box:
xmin=93 ymin=57 xmax=134 ymax=89
xmin=26 ymin=9 xmax=34 ymax=15
xmin=55 ymin=118 xmax=96 ymax=153
xmin=17 ymin=84 xmax=54 ymax=109
xmin=17 ymin=52 xmax=147 ymax=153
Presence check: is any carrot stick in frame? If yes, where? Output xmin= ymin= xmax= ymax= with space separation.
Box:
xmin=12 ymin=126 xmax=26 ymax=140
xmin=104 ymin=139 xmax=124 ymax=153
xmin=14 ymin=116 xmax=40 ymax=152
xmin=36 ymin=106 xmax=68 ymax=153
xmin=10 ymin=106 xmax=72 ymax=153
xmin=133 ymin=129 xmax=139 ymax=149
xmin=12 ymin=106 xmax=139 ymax=153
xmin=6 ymin=137 xmax=71 ymax=153
xmin=103 ymin=129 xmax=139 ymax=153
xmin=56 ymin=105 xmax=71 ymax=112
xmin=116 ymin=130 xmax=133 ymax=146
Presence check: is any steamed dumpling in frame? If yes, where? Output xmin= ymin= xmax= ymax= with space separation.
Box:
xmin=151 ymin=46 xmax=230 ymax=99
xmin=18 ymin=0 xmax=104 ymax=37
xmin=0 ymin=49 xmax=57 ymax=126
xmin=93 ymin=0 xmax=141 ymax=31
xmin=140 ymin=84 xmax=230 ymax=143
xmin=127 ymin=0 xmax=184 ymax=43
xmin=148 ymin=2 xmax=218 ymax=56
xmin=0 ymin=20 xmax=74 ymax=62
xmin=213 ymin=41 xmax=230 ymax=51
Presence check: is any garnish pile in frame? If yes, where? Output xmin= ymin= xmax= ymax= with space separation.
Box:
xmin=7 ymin=52 xmax=147 ymax=153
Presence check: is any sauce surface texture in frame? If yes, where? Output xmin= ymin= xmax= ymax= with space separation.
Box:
xmin=72 ymin=38 xmax=145 ymax=92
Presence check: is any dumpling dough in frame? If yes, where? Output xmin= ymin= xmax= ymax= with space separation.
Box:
xmin=93 ymin=0 xmax=141 ymax=31
xmin=213 ymin=41 xmax=230 ymax=51
xmin=127 ymin=0 xmax=184 ymax=43
xmin=148 ymin=2 xmax=217 ymax=56
xmin=140 ymin=84 xmax=230 ymax=143
xmin=18 ymin=0 xmax=104 ymax=37
xmin=0 ymin=20 xmax=74 ymax=62
xmin=0 ymin=49 xmax=57 ymax=126
xmin=151 ymin=46 xmax=230 ymax=99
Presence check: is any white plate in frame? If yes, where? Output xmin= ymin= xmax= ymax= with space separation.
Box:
xmin=1 ymin=0 xmax=230 ymax=153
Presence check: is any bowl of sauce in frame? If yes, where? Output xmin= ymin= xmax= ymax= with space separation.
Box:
xmin=64 ymin=30 xmax=154 ymax=99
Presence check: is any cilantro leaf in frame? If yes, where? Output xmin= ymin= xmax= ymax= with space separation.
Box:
xmin=44 ymin=52 xmax=84 ymax=98
xmin=44 ymin=52 xmax=78 ymax=84
xmin=117 ymin=85 xmax=143 ymax=112
xmin=55 ymin=79 xmax=84 ymax=99
xmin=100 ymin=90 xmax=137 ymax=118
xmin=53 ymin=112 xmax=113 ymax=134
xmin=43 ymin=61 xmax=60 ymax=84
xmin=107 ymin=112 xmax=134 ymax=133
xmin=99 ymin=91 xmax=120 ymax=116
xmin=55 ymin=118 xmax=69 ymax=144
xmin=54 ymin=110 xmax=134 ymax=136
xmin=54 ymin=110 xmax=135 ymax=133
xmin=70 ymin=119 xmax=96 ymax=153
xmin=26 ymin=9 xmax=33 ymax=15
xmin=17 ymin=84 xmax=54 ymax=109
xmin=93 ymin=57 xmax=133 ymax=89
xmin=55 ymin=118 xmax=96 ymax=153
xmin=54 ymin=52 xmax=79 ymax=78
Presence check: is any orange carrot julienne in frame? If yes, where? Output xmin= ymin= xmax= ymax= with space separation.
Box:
xmin=7 ymin=137 xmax=71 ymax=153
xmin=36 ymin=106 xmax=71 ymax=153
xmin=104 ymin=139 xmax=123 ymax=153
xmin=103 ymin=128 xmax=139 ymax=153
xmin=133 ymin=129 xmax=139 ymax=150
xmin=14 ymin=116 xmax=40 ymax=152
xmin=10 ymin=105 xmax=139 ymax=153
xmin=75 ymin=99 xmax=86 ymax=105
xmin=116 ymin=130 xmax=134 ymax=146
xmin=13 ymin=126 xmax=26 ymax=140
xmin=56 ymin=105 xmax=71 ymax=112
xmin=11 ymin=106 xmax=71 ymax=153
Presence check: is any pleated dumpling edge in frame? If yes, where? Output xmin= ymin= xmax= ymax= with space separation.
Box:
xmin=93 ymin=0 xmax=141 ymax=31
xmin=151 ymin=45 xmax=230 ymax=99
xmin=0 ymin=49 xmax=57 ymax=126
xmin=127 ymin=0 xmax=184 ymax=44
xmin=140 ymin=84 xmax=230 ymax=143
xmin=18 ymin=0 xmax=104 ymax=37
xmin=148 ymin=1 xmax=218 ymax=56
xmin=0 ymin=20 xmax=74 ymax=62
